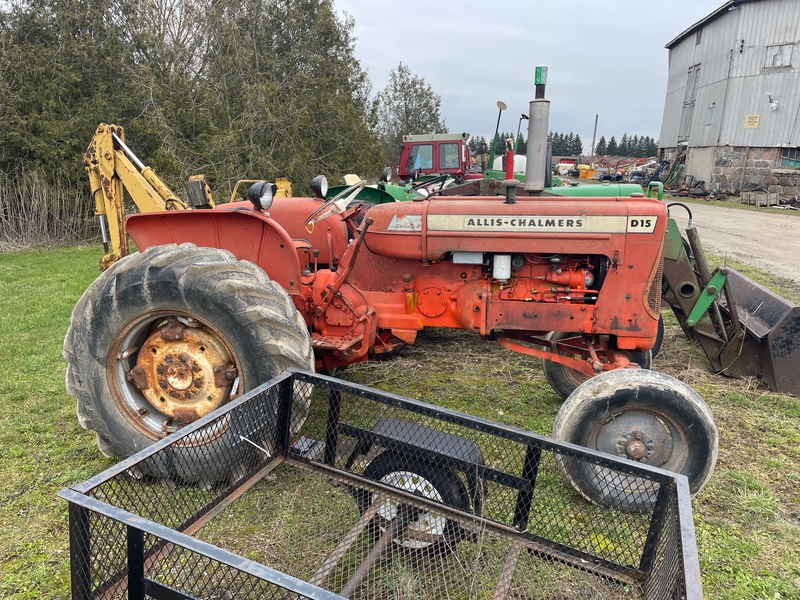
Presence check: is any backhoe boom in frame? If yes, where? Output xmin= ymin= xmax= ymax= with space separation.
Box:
xmin=83 ymin=123 xmax=202 ymax=269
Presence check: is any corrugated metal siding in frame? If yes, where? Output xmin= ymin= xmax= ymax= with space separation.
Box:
xmin=659 ymin=0 xmax=800 ymax=149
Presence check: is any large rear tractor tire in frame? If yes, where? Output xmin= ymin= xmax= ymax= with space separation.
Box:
xmin=63 ymin=243 xmax=314 ymax=486
xmin=542 ymin=331 xmax=652 ymax=400
xmin=552 ymin=369 xmax=718 ymax=512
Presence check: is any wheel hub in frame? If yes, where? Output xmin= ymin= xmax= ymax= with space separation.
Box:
xmin=131 ymin=321 xmax=236 ymax=425
xmin=615 ymin=432 xmax=653 ymax=461
xmin=160 ymin=353 xmax=202 ymax=396
xmin=593 ymin=411 xmax=676 ymax=468
xmin=376 ymin=471 xmax=446 ymax=548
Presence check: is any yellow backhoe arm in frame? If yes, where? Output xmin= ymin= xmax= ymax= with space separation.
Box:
xmin=84 ymin=124 xmax=213 ymax=269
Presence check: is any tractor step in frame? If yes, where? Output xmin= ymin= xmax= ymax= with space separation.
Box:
xmin=311 ymin=333 xmax=363 ymax=352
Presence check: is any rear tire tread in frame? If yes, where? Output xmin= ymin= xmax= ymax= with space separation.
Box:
xmin=63 ymin=243 xmax=313 ymax=483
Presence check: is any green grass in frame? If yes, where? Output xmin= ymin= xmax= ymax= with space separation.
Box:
xmin=1 ymin=238 xmax=799 ymax=598
xmin=0 ymin=247 xmax=115 ymax=598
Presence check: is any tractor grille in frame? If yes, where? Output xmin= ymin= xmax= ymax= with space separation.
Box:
xmin=644 ymin=241 xmax=664 ymax=319
xmin=59 ymin=370 xmax=701 ymax=600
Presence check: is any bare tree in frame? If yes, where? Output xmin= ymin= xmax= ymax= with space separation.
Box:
xmin=372 ymin=62 xmax=447 ymax=164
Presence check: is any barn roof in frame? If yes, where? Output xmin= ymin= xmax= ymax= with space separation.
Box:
xmin=665 ymin=0 xmax=764 ymax=48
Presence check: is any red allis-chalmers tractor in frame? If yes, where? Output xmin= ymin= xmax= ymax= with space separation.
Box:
xmin=66 ymin=76 xmax=721 ymax=510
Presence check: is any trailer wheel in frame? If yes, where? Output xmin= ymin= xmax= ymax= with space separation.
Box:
xmin=552 ymin=369 xmax=718 ymax=513
xmin=357 ymin=453 xmax=469 ymax=556
xmin=542 ymin=332 xmax=652 ymax=400
xmin=63 ymin=243 xmax=314 ymax=486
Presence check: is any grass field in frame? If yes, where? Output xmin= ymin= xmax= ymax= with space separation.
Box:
xmin=0 ymin=242 xmax=798 ymax=599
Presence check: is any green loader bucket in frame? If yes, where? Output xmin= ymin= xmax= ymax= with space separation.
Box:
xmin=720 ymin=268 xmax=800 ymax=396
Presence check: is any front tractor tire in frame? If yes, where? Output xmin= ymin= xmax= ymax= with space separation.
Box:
xmin=63 ymin=243 xmax=314 ymax=485
xmin=552 ymin=369 xmax=718 ymax=513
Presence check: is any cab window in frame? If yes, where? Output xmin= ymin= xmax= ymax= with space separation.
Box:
xmin=405 ymin=144 xmax=434 ymax=171
xmin=439 ymin=143 xmax=460 ymax=169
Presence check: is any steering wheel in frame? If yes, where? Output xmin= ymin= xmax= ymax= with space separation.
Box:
xmin=411 ymin=174 xmax=451 ymax=195
xmin=305 ymin=179 xmax=367 ymax=227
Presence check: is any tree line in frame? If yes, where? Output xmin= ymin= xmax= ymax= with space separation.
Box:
xmin=468 ymin=133 xmax=527 ymax=157
xmin=469 ymin=131 xmax=584 ymax=158
xmin=548 ymin=132 xmax=584 ymax=157
xmin=0 ymin=0 xmax=445 ymax=200
xmin=466 ymin=131 xmax=658 ymax=159
xmin=594 ymin=134 xmax=658 ymax=157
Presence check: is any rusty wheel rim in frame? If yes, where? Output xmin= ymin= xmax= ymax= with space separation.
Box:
xmin=107 ymin=310 xmax=240 ymax=442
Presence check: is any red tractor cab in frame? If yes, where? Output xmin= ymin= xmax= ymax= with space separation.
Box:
xmin=397 ymin=132 xmax=482 ymax=182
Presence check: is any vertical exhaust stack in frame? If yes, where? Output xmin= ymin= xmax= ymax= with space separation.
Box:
xmin=524 ymin=66 xmax=550 ymax=194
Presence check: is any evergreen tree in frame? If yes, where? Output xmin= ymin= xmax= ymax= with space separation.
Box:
xmin=607 ymin=136 xmax=618 ymax=155
xmin=619 ymin=134 xmax=629 ymax=157
xmin=0 ymin=0 xmax=385 ymax=192
xmin=594 ymin=136 xmax=607 ymax=155
xmin=572 ymin=134 xmax=584 ymax=156
xmin=515 ymin=133 xmax=526 ymax=155
xmin=492 ymin=131 xmax=515 ymax=155
xmin=631 ymin=135 xmax=641 ymax=157
xmin=547 ymin=131 xmax=584 ymax=156
xmin=0 ymin=0 xmax=143 ymax=177
xmin=179 ymin=0 xmax=383 ymax=191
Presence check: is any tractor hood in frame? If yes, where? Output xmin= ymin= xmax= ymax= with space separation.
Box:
xmin=362 ymin=195 xmax=667 ymax=263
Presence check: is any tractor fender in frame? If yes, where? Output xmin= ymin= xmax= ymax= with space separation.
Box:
xmin=126 ymin=208 xmax=302 ymax=294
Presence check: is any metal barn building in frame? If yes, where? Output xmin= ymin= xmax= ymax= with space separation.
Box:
xmin=658 ymin=0 xmax=800 ymax=196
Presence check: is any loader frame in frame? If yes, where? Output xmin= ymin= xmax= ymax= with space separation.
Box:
xmin=661 ymin=203 xmax=800 ymax=395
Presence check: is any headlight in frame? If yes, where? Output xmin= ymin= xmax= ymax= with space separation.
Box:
xmin=248 ymin=181 xmax=277 ymax=211
xmin=310 ymin=175 xmax=328 ymax=199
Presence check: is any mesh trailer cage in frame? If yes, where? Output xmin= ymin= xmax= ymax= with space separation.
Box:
xmin=59 ymin=369 xmax=702 ymax=600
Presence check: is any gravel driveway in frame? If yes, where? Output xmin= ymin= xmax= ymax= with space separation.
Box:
xmin=666 ymin=201 xmax=800 ymax=285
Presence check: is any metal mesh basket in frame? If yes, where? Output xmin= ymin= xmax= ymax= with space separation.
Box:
xmin=60 ymin=369 xmax=702 ymax=599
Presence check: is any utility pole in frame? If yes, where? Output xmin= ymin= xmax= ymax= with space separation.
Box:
xmin=590 ymin=114 xmax=599 ymax=157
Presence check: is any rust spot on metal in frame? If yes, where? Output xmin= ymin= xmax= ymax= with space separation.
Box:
xmin=160 ymin=318 xmax=186 ymax=341
xmin=135 ymin=324 xmax=234 ymax=422
xmin=127 ymin=366 xmax=149 ymax=390
xmin=173 ymin=408 xmax=199 ymax=424
xmin=213 ymin=362 xmax=237 ymax=387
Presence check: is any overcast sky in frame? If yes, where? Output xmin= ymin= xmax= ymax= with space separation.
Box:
xmin=335 ymin=0 xmax=725 ymax=151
